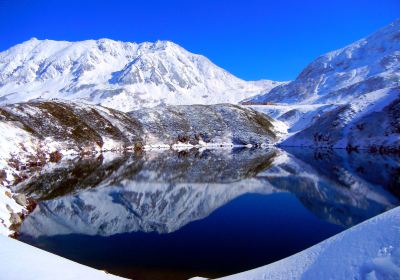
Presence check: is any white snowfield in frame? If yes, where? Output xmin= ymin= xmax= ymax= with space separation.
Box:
xmin=0 ymin=235 xmax=126 ymax=280
xmin=248 ymin=103 xmax=338 ymax=140
xmin=193 ymin=206 xmax=400 ymax=280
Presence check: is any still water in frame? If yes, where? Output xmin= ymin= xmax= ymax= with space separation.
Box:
xmin=16 ymin=148 xmax=400 ymax=280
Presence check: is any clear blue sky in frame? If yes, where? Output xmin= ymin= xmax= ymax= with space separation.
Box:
xmin=0 ymin=0 xmax=399 ymax=81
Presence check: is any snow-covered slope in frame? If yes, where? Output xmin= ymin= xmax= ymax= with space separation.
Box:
xmin=196 ymin=206 xmax=400 ymax=280
xmin=0 ymin=100 xmax=143 ymax=187
xmin=283 ymin=87 xmax=400 ymax=150
xmin=248 ymin=104 xmax=338 ymax=139
xmin=0 ymin=38 xmax=282 ymax=111
xmin=0 ymin=235 xmax=126 ymax=280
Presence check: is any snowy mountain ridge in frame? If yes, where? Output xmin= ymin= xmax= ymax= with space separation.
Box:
xmin=0 ymin=38 xmax=282 ymax=111
xmin=250 ymin=19 xmax=400 ymax=104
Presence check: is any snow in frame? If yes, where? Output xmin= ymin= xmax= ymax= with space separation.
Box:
xmin=101 ymin=137 xmax=125 ymax=151
xmin=144 ymin=141 xmax=243 ymax=151
xmin=333 ymin=87 xmax=399 ymax=148
xmin=282 ymin=87 xmax=400 ymax=149
xmin=171 ymin=141 xmax=241 ymax=150
xmin=191 ymin=206 xmax=400 ymax=280
xmin=0 ymin=122 xmax=37 ymax=175
xmin=0 ymin=235 xmax=126 ymax=280
xmin=249 ymin=104 xmax=337 ymax=140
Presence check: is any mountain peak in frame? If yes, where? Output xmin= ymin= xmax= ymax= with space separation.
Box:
xmin=27 ymin=37 xmax=39 ymax=43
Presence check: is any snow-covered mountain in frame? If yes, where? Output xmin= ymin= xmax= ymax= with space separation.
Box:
xmin=249 ymin=19 xmax=400 ymax=105
xmin=247 ymin=19 xmax=400 ymax=150
xmin=0 ymin=38 xmax=282 ymax=111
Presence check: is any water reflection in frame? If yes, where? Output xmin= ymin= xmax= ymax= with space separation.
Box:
xmin=262 ymin=148 xmax=399 ymax=226
xmin=17 ymin=148 xmax=278 ymax=236
xmin=16 ymin=147 xmax=399 ymax=280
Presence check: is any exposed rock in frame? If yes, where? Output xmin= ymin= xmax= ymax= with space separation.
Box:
xmin=9 ymin=213 xmax=22 ymax=225
xmin=12 ymin=194 xmax=28 ymax=207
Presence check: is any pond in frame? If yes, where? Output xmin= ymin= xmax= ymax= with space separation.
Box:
xmin=16 ymin=147 xmax=400 ymax=280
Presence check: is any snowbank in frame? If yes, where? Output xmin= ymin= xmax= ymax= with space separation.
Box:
xmin=0 ymin=235 xmax=126 ymax=280
xmin=192 ymin=206 xmax=400 ymax=280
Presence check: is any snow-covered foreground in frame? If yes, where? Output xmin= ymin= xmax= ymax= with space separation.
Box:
xmin=1 ymin=206 xmax=398 ymax=280
xmin=0 ymin=235 xmax=126 ymax=280
xmin=192 ymin=206 xmax=400 ymax=280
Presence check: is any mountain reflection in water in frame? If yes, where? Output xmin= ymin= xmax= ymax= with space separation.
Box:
xmin=16 ymin=147 xmax=400 ymax=280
